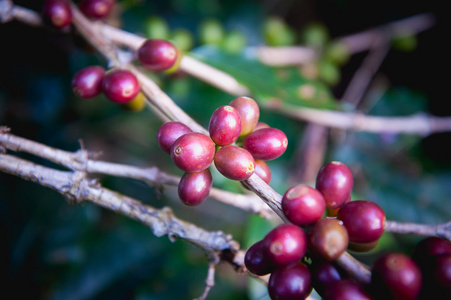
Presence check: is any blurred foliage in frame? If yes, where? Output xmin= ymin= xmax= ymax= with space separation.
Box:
xmin=0 ymin=0 xmax=448 ymax=299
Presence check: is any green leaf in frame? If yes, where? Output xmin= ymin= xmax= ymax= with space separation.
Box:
xmin=190 ymin=47 xmax=338 ymax=110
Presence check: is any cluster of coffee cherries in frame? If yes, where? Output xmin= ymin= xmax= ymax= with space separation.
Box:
xmin=245 ymin=161 xmax=386 ymax=299
xmin=72 ymin=38 xmax=179 ymax=110
xmin=42 ymin=0 xmax=116 ymax=29
xmin=156 ymin=96 xmax=288 ymax=206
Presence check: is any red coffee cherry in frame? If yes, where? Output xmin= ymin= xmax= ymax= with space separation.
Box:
xmin=101 ymin=69 xmax=140 ymax=103
xmin=310 ymin=260 xmax=344 ymax=297
xmin=254 ymin=160 xmax=272 ymax=184
xmin=323 ymin=279 xmax=372 ymax=300
xmin=178 ymin=169 xmax=212 ymax=206
xmin=42 ymin=0 xmax=72 ymax=29
xmin=78 ymin=0 xmax=115 ymax=19
xmin=243 ymin=128 xmax=288 ymax=161
xmin=156 ymin=121 xmax=192 ymax=154
xmin=253 ymin=122 xmax=270 ymax=131
xmin=371 ymin=252 xmax=422 ymax=300
xmin=282 ymin=185 xmax=326 ymax=226
xmin=348 ymin=240 xmax=379 ymax=253
xmin=71 ymin=66 xmax=105 ymax=99
xmin=208 ymin=105 xmax=241 ymax=146
xmin=316 ymin=161 xmax=353 ymax=209
xmin=244 ymin=240 xmax=274 ymax=276
xmin=170 ymin=132 xmax=215 ymax=173
xmin=138 ymin=39 xmax=178 ymax=72
xmin=262 ymin=224 xmax=307 ymax=268
xmin=268 ymin=263 xmax=312 ymax=300
xmin=427 ymin=254 xmax=451 ymax=299
xmin=327 ymin=194 xmax=351 ymax=217
xmin=229 ymin=96 xmax=260 ymax=137
xmin=309 ymin=218 xmax=348 ymax=261
xmin=337 ymin=200 xmax=386 ymax=244
xmin=214 ymin=145 xmax=255 ymax=181
xmin=412 ymin=236 xmax=451 ymax=270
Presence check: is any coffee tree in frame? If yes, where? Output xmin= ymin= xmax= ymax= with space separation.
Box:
xmin=1 ymin=0 xmax=450 ymax=299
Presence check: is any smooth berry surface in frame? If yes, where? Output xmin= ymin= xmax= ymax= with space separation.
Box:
xmin=244 ymin=240 xmax=274 ymax=276
xmin=310 ymin=260 xmax=344 ymax=297
xmin=309 ymin=218 xmax=348 ymax=261
xmin=214 ymin=145 xmax=255 ymax=181
xmin=282 ymin=184 xmax=326 ymax=226
xmin=412 ymin=236 xmax=451 ymax=270
xmin=243 ymin=127 xmax=288 ymax=161
xmin=254 ymin=160 xmax=272 ymax=184
xmin=268 ymin=263 xmax=312 ymax=300
xmin=178 ymin=169 xmax=212 ymax=206
xmin=316 ymin=161 xmax=353 ymax=209
xmin=262 ymin=224 xmax=307 ymax=268
xmin=101 ymin=69 xmax=140 ymax=103
xmin=170 ymin=132 xmax=215 ymax=173
xmin=78 ymin=0 xmax=115 ymax=19
xmin=208 ymin=105 xmax=241 ymax=146
xmin=42 ymin=0 xmax=72 ymax=29
xmin=323 ymin=279 xmax=372 ymax=300
xmin=71 ymin=65 xmax=105 ymax=99
xmin=371 ymin=252 xmax=422 ymax=300
xmin=337 ymin=200 xmax=386 ymax=244
xmin=157 ymin=121 xmax=192 ymax=154
xmin=138 ymin=39 xmax=178 ymax=72
xmin=229 ymin=96 xmax=260 ymax=136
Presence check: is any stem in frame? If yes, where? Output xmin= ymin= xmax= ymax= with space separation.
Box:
xmin=385 ymin=220 xmax=451 ymax=242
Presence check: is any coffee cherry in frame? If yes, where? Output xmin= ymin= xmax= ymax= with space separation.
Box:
xmin=326 ymin=195 xmax=351 ymax=217
xmin=268 ymin=263 xmax=312 ymax=300
xmin=316 ymin=161 xmax=353 ymax=209
xmin=323 ymin=279 xmax=372 ymax=300
xmin=310 ymin=260 xmax=344 ymax=297
xmin=208 ymin=105 xmax=241 ymax=146
xmin=244 ymin=240 xmax=274 ymax=276
xmin=71 ymin=66 xmax=105 ymax=99
xmin=78 ymin=0 xmax=115 ymax=20
xmin=214 ymin=145 xmax=255 ymax=181
xmin=348 ymin=240 xmax=379 ymax=253
xmin=138 ymin=39 xmax=178 ymax=72
xmin=309 ymin=218 xmax=348 ymax=261
xmin=170 ymin=132 xmax=215 ymax=173
xmin=411 ymin=236 xmax=451 ymax=270
xmin=337 ymin=200 xmax=386 ymax=244
xmin=253 ymin=122 xmax=270 ymax=131
xmin=178 ymin=169 xmax=212 ymax=206
xmin=243 ymin=128 xmax=288 ymax=161
xmin=371 ymin=252 xmax=422 ymax=300
xmin=262 ymin=224 xmax=307 ymax=268
xmin=427 ymin=254 xmax=451 ymax=299
xmin=101 ymin=69 xmax=140 ymax=103
xmin=157 ymin=122 xmax=192 ymax=154
xmin=254 ymin=160 xmax=272 ymax=184
xmin=42 ymin=0 xmax=72 ymax=29
xmin=229 ymin=96 xmax=260 ymax=137
xmin=282 ymin=185 xmax=326 ymax=226
xmin=121 ymin=92 xmax=146 ymax=111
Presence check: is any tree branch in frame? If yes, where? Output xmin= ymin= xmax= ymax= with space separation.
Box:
xmin=0 ymin=129 xmax=276 ymax=219
xmin=385 ymin=220 xmax=451 ymax=242
xmin=4 ymin=4 xmax=449 ymax=137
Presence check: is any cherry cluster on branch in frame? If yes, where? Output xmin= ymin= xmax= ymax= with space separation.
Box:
xmin=1 ymin=1 xmax=451 ymax=300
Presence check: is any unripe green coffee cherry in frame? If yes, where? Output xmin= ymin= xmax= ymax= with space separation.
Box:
xmin=301 ymin=22 xmax=329 ymax=48
xmin=199 ymin=19 xmax=224 ymax=45
xmin=263 ymin=16 xmax=295 ymax=46
xmin=145 ymin=16 xmax=170 ymax=40
xmin=222 ymin=30 xmax=247 ymax=54
xmin=171 ymin=28 xmax=194 ymax=52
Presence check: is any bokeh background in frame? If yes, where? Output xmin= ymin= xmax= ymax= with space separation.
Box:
xmin=0 ymin=0 xmax=449 ymax=299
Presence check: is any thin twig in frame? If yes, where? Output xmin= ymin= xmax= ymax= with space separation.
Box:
xmin=0 ymin=130 xmax=276 ymax=218
xmin=385 ymin=220 xmax=451 ymax=242
xmin=6 ymin=5 xmax=450 ymax=136
xmin=194 ymin=255 xmax=219 ymax=300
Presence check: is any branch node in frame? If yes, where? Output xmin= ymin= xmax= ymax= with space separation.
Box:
xmin=65 ymin=171 xmax=88 ymax=205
